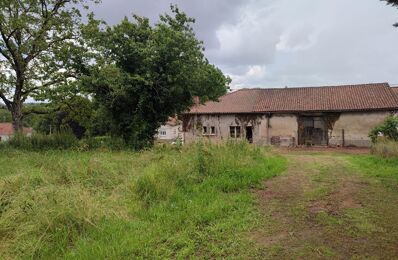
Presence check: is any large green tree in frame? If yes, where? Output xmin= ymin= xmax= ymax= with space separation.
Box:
xmin=83 ymin=6 xmax=230 ymax=149
xmin=0 ymin=0 xmax=97 ymax=132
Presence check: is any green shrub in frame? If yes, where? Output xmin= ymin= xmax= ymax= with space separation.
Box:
xmin=77 ymin=136 xmax=126 ymax=151
xmin=1 ymin=134 xmax=128 ymax=151
xmin=369 ymin=115 xmax=398 ymax=143
xmin=4 ymin=131 xmax=78 ymax=151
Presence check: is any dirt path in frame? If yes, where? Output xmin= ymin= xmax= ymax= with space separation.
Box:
xmin=252 ymin=154 xmax=398 ymax=259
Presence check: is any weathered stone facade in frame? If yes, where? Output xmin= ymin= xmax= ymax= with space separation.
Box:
xmin=183 ymin=83 xmax=398 ymax=147
xmin=182 ymin=111 xmax=392 ymax=147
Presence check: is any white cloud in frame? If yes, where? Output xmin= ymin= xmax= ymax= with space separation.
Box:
xmin=89 ymin=0 xmax=398 ymax=88
xmin=229 ymin=65 xmax=267 ymax=89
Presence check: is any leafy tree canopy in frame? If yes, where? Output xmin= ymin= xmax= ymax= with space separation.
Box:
xmin=82 ymin=6 xmax=230 ymax=149
xmin=0 ymin=0 xmax=98 ymax=131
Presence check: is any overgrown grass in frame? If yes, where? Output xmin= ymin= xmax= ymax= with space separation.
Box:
xmin=371 ymin=140 xmax=398 ymax=158
xmin=348 ymin=154 xmax=398 ymax=187
xmin=0 ymin=133 xmax=127 ymax=151
xmin=0 ymin=132 xmax=79 ymax=151
xmin=0 ymin=142 xmax=285 ymax=259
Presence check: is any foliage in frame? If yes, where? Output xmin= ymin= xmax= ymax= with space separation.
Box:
xmin=1 ymin=131 xmax=78 ymax=151
xmin=0 ymin=142 xmax=285 ymax=259
xmin=21 ymin=97 xmax=95 ymax=138
xmin=77 ymin=136 xmax=126 ymax=151
xmin=369 ymin=115 xmax=398 ymax=143
xmin=0 ymin=0 xmax=98 ymax=131
xmin=370 ymin=140 xmax=398 ymax=158
xmin=0 ymin=107 xmax=11 ymax=122
xmin=82 ymin=6 xmax=230 ymax=150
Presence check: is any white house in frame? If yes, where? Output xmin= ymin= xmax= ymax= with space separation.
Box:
xmin=156 ymin=117 xmax=183 ymax=143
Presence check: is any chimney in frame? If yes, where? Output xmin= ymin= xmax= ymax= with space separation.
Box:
xmin=193 ymin=96 xmax=200 ymax=105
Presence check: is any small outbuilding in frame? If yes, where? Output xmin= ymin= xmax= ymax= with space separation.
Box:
xmin=155 ymin=117 xmax=183 ymax=143
xmin=182 ymin=83 xmax=398 ymax=147
xmin=0 ymin=123 xmax=33 ymax=142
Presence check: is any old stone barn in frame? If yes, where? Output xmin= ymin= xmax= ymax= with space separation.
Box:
xmin=182 ymin=83 xmax=398 ymax=147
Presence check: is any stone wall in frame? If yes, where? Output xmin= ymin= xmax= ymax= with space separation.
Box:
xmin=268 ymin=114 xmax=298 ymax=146
xmin=183 ymin=111 xmax=392 ymax=147
xmin=183 ymin=113 xmax=298 ymax=146
xmin=183 ymin=114 xmax=263 ymax=144
xmin=329 ymin=111 xmax=391 ymax=147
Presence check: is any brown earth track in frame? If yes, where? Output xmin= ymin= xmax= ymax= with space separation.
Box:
xmin=251 ymin=154 xmax=398 ymax=259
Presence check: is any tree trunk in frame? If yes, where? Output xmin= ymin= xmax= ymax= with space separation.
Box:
xmin=11 ymin=102 xmax=23 ymax=133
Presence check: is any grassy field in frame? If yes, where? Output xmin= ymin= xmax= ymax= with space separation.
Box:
xmin=1 ymin=144 xmax=398 ymax=259
xmin=0 ymin=142 xmax=286 ymax=259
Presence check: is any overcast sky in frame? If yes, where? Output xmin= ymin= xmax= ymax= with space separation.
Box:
xmin=88 ymin=0 xmax=398 ymax=90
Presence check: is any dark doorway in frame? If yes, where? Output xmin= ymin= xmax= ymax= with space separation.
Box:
xmin=246 ymin=126 xmax=253 ymax=143
xmin=298 ymin=116 xmax=328 ymax=146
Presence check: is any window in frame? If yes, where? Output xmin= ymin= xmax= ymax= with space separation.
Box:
xmin=159 ymin=130 xmax=166 ymax=136
xmin=203 ymin=126 xmax=216 ymax=136
xmin=230 ymin=126 xmax=241 ymax=138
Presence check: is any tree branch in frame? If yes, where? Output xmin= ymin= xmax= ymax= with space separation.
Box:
xmin=0 ymin=91 xmax=12 ymax=110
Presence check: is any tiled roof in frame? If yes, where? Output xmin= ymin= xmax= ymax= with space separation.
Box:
xmin=392 ymin=87 xmax=398 ymax=99
xmin=0 ymin=123 xmax=33 ymax=136
xmin=187 ymin=83 xmax=398 ymax=114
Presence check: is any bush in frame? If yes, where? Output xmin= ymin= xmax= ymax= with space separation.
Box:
xmin=0 ymin=134 xmax=128 ymax=152
xmin=77 ymin=136 xmax=126 ymax=151
xmin=369 ymin=115 xmax=398 ymax=143
xmin=3 ymin=131 xmax=78 ymax=151
xmin=371 ymin=140 xmax=398 ymax=158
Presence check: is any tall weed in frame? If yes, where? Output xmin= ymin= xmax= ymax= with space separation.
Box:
xmin=371 ymin=140 xmax=398 ymax=158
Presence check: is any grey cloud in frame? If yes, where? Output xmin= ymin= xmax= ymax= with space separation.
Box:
xmin=87 ymin=0 xmax=398 ymax=88
xmin=88 ymin=0 xmax=246 ymax=49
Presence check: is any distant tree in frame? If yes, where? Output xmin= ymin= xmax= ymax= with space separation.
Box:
xmin=382 ymin=0 xmax=398 ymax=26
xmin=0 ymin=0 xmax=98 ymax=132
xmin=25 ymin=97 xmax=94 ymax=138
xmin=82 ymin=6 xmax=230 ymax=149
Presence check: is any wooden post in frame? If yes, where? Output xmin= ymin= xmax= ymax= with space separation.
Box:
xmin=342 ymin=129 xmax=345 ymax=147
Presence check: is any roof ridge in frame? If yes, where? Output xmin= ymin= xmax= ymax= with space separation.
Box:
xmin=234 ymin=82 xmax=389 ymax=91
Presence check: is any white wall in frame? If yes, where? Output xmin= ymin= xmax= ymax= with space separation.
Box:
xmin=0 ymin=135 xmax=10 ymax=142
xmin=156 ymin=125 xmax=181 ymax=141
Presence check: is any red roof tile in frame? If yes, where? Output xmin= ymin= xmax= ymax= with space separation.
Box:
xmin=392 ymin=87 xmax=398 ymax=99
xmin=0 ymin=123 xmax=33 ymax=135
xmin=187 ymin=83 xmax=398 ymax=114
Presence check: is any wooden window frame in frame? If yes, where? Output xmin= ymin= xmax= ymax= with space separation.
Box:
xmin=230 ymin=126 xmax=241 ymax=138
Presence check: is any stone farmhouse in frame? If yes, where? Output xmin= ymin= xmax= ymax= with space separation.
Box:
xmin=182 ymin=83 xmax=398 ymax=147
